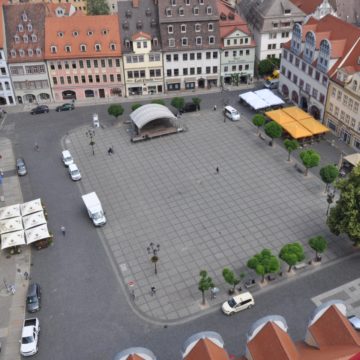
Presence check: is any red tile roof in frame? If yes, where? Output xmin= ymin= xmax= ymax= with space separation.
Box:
xmin=184 ymin=338 xmax=229 ymax=360
xmin=126 ymin=355 xmax=145 ymax=360
xmin=131 ymin=31 xmax=152 ymax=41
xmin=45 ymin=3 xmax=74 ymax=17
xmin=289 ymin=0 xmax=324 ymax=14
xmin=44 ymin=14 xmax=121 ymax=59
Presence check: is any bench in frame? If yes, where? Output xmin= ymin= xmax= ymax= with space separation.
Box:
xmin=245 ymin=279 xmax=257 ymax=289
xmin=294 ymin=262 xmax=307 ymax=270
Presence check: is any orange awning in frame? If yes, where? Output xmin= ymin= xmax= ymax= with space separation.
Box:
xmin=282 ymin=106 xmax=311 ymax=121
xmin=297 ymin=117 xmax=330 ymax=135
xmin=281 ymin=122 xmax=313 ymax=139
xmin=265 ymin=109 xmax=295 ymax=126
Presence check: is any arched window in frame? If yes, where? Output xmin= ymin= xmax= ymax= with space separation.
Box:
xmin=23 ymin=34 xmax=28 ymax=43
xmin=35 ymin=48 xmax=41 ymax=56
xmin=95 ymin=43 xmax=101 ymax=52
xmin=28 ymin=49 xmax=33 ymax=57
xmin=110 ymin=43 xmax=116 ymax=51
xmin=10 ymin=49 xmax=16 ymax=58
xmin=19 ymin=49 xmax=25 ymax=57
xmin=31 ymin=34 xmax=37 ymax=42
xmin=51 ymin=46 xmax=57 ymax=54
xmin=27 ymin=23 xmax=32 ymax=32
xmin=317 ymin=39 xmax=331 ymax=73
xmin=80 ymin=44 xmax=86 ymax=52
xmin=304 ymin=31 xmax=315 ymax=63
xmin=14 ymin=35 xmax=20 ymax=43
xmin=291 ymin=23 xmax=302 ymax=55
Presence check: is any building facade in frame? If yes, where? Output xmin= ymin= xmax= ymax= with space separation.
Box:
xmin=217 ymin=0 xmax=255 ymax=85
xmin=4 ymin=3 xmax=52 ymax=104
xmin=158 ymin=0 xmax=221 ymax=92
xmin=324 ymin=59 xmax=360 ymax=151
xmin=290 ymin=0 xmax=336 ymax=21
xmin=238 ymin=0 xmax=305 ymax=62
xmin=279 ymin=15 xmax=360 ymax=121
xmin=45 ymin=14 xmax=123 ymax=101
xmin=118 ymin=0 xmax=163 ymax=97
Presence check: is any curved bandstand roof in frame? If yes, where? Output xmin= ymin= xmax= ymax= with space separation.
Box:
xmin=130 ymin=104 xmax=177 ymax=130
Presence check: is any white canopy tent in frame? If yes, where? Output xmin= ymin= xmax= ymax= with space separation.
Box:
xmin=254 ymin=89 xmax=285 ymax=107
xmin=0 ymin=204 xmax=21 ymax=220
xmin=0 ymin=216 xmax=23 ymax=234
xmin=25 ymin=224 xmax=50 ymax=245
xmin=1 ymin=230 xmax=26 ymax=250
xmin=21 ymin=198 xmax=43 ymax=216
xmin=344 ymin=153 xmax=360 ymax=167
xmin=22 ymin=211 xmax=47 ymax=230
xmin=239 ymin=89 xmax=284 ymax=110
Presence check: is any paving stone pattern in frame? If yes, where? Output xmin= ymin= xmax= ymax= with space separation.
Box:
xmin=67 ymin=111 xmax=352 ymax=322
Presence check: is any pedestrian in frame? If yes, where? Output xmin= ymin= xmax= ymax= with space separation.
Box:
xmin=150 ymin=286 xmax=156 ymax=296
xmin=130 ymin=289 xmax=135 ymax=301
xmin=107 ymin=147 xmax=113 ymax=155
xmin=216 ymin=166 xmax=219 ymax=174
xmin=34 ymin=142 xmax=39 ymax=152
xmin=213 ymin=105 xmax=217 ymax=111
xmin=60 ymin=225 xmax=66 ymax=236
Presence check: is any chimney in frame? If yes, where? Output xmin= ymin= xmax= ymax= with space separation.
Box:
xmin=132 ymin=0 xmax=139 ymax=8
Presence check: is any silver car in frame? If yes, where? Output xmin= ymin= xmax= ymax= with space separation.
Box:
xmin=16 ymin=158 xmax=27 ymax=176
xmin=68 ymin=163 xmax=81 ymax=181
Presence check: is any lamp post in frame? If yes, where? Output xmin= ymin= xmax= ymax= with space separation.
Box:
xmin=326 ymin=188 xmax=335 ymax=216
xmin=86 ymin=128 xmax=96 ymax=156
xmin=147 ymin=242 xmax=160 ymax=275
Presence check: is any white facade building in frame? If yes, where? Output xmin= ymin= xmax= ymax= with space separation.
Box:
xmin=0 ymin=49 xmax=15 ymax=105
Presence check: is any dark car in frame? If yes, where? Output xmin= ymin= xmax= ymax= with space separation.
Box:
xmin=56 ymin=103 xmax=75 ymax=112
xmin=26 ymin=283 xmax=41 ymax=313
xmin=30 ymin=105 xmax=49 ymax=115
xmin=180 ymin=103 xmax=197 ymax=114
xmin=16 ymin=158 xmax=27 ymax=176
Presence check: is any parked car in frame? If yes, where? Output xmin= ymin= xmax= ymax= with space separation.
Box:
xmin=56 ymin=103 xmax=74 ymax=112
xmin=61 ymin=150 xmax=74 ymax=167
xmin=30 ymin=105 xmax=49 ymax=115
xmin=20 ymin=318 xmax=40 ymax=356
xmin=180 ymin=102 xmax=197 ymax=113
xmin=223 ymin=105 xmax=240 ymax=121
xmin=348 ymin=315 xmax=360 ymax=330
xmin=222 ymin=292 xmax=254 ymax=315
xmin=16 ymin=158 xmax=27 ymax=176
xmin=264 ymin=79 xmax=279 ymax=90
xmin=68 ymin=163 xmax=81 ymax=181
xmin=26 ymin=283 xmax=41 ymax=313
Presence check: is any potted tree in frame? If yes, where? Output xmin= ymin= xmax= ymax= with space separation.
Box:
xmin=308 ymin=235 xmax=327 ymax=262
xmin=222 ymin=268 xmax=239 ymax=295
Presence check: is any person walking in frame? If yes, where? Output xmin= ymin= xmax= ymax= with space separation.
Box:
xmin=34 ymin=142 xmax=39 ymax=152
xmin=60 ymin=225 xmax=66 ymax=236
xmin=216 ymin=166 xmax=219 ymax=174
xmin=150 ymin=286 xmax=156 ymax=296
xmin=213 ymin=105 xmax=217 ymax=111
xmin=107 ymin=146 xmax=114 ymax=155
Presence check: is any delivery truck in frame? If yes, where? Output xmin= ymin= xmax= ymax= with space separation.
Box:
xmin=82 ymin=192 xmax=106 ymax=226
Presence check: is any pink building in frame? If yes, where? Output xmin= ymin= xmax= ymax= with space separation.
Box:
xmin=44 ymin=14 xmax=123 ymax=101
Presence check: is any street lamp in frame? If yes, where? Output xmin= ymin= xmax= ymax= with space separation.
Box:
xmin=326 ymin=188 xmax=335 ymax=216
xmin=147 ymin=242 xmax=160 ymax=275
xmin=86 ymin=128 xmax=96 ymax=156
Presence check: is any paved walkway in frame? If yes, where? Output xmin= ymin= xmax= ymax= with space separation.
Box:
xmin=66 ymin=108 xmax=354 ymax=323
xmin=0 ymin=137 xmax=29 ymax=360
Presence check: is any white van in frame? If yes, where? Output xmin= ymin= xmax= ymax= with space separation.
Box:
xmin=264 ymin=79 xmax=279 ymax=90
xmin=68 ymin=163 xmax=81 ymax=181
xmin=61 ymin=150 xmax=74 ymax=167
xmin=224 ymin=105 xmax=241 ymax=121
xmin=222 ymin=292 xmax=254 ymax=315
xmin=82 ymin=192 xmax=106 ymax=226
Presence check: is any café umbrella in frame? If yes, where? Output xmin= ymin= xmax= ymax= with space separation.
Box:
xmin=25 ymin=224 xmax=50 ymax=245
xmin=0 ymin=204 xmax=21 ymax=220
xmin=1 ymin=230 xmax=26 ymax=250
xmin=0 ymin=216 xmax=23 ymax=234
xmin=22 ymin=211 xmax=47 ymax=230
xmin=20 ymin=198 xmax=43 ymax=216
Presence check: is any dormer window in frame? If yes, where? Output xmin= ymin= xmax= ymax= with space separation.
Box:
xmin=126 ymin=9 xmax=132 ymax=17
xmin=146 ymin=8 xmax=151 ymax=16
xmin=171 ymin=0 xmax=176 ymax=5
xmin=95 ymin=43 xmax=101 ymax=51
xmin=284 ymin=8 xmax=291 ymax=15
xmin=208 ymin=23 xmax=213 ymax=31
xmin=206 ymin=6 xmax=212 ymax=15
xmin=23 ymin=34 xmax=28 ymax=43
xmin=65 ymin=45 xmax=71 ymax=53
xmin=208 ymin=35 xmax=215 ymax=44
xmin=123 ymin=21 xmax=129 ymax=29
xmin=14 ymin=35 xmax=20 ymax=43
xmin=17 ymin=24 xmax=24 ymax=32
xmin=317 ymin=39 xmax=331 ymax=73
xmin=185 ymin=0 xmax=190 ymax=4
xmin=153 ymin=37 xmax=158 ymax=47
xmin=57 ymin=31 xmax=64 ymax=37
xmin=10 ymin=49 xmax=16 ymax=58
xmin=196 ymin=36 xmax=202 ymax=45
xmin=136 ymin=20 xmax=142 ymax=29
xmin=31 ymin=34 xmax=37 ymax=42
xmin=304 ymin=31 xmax=315 ymax=64
xmin=110 ymin=43 xmax=116 ymax=51
xmin=87 ymin=30 xmax=93 ymax=36
xmin=102 ymin=29 xmax=108 ymax=35
xmin=124 ymin=39 xmax=130 ymax=48
xmin=193 ymin=6 xmax=199 ymax=15
xmin=179 ymin=7 xmax=184 ymax=15
xmin=195 ymin=23 xmax=201 ymax=32
xmin=168 ymin=25 xmax=173 ymax=34
xmin=168 ymin=38 xmax=175 ymax=47
xmin=181 ymin=24 xmax=186 ymax=33
xmin=27 ymin=23 xmax=32 ymax=32
xmin=28 ymin=49 xmax=33 ymax=57
xmin=166 ymin=7 xmax=172 ymax=16
xmin=151 ymin=19 xmax=157 ymax=27
xmin=199 ymin=0 xmax=204 ymax=4
xmin=80 ymin=44 xmax=86 ymax=52
xmin=22 ymin=12 xmax=27 ymax=21
xmin=181 ymin=37 xmax=188 ymax=46
xmin=35 ymin=48 xmax=41 ymax=55
xmin=51 ymin=46 xmax=57 ymax=54
xmin=19 ymin=49 xmax=25 ymax=57
xmin=73 ymin=31 xmax=79 ymax=37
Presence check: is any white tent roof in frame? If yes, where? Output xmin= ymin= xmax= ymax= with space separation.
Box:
xmin=22 ymin=211 xmax=47 ymax=230
xmin=254 ymin=89 xmax=285 ymax=106
xmin=0 ymin=216 xmax=23 ymax=234
xmin=0 ymin=204 xmax=21 ymax=220
xmin=21 ymin=198 xmax=42 ymax=216
xmin=344 ymin=153 xmax=360 ymax=167
xmin=239 ymin=92 xmax=269 ymax=110
xmin=130 ymin=104 xmax=177 ymax=129
xmin=25 ymin=224 xmax=50 ymax=245
xmin=1 ymin=230 xmax=26 ymax=249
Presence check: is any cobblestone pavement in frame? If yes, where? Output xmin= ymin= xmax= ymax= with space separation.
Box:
xmin=65 ymin=109 xmax=353 ymax=322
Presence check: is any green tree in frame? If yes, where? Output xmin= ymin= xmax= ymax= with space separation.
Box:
xmin=258 ymin=59 xmax=275 ymax=76
xmin=198 ymin=270 xmax=214 ymax=305
xmin=308 ymin=235 xmax=327 ymax=261
xmin=247 ymin=249 xmax=280 ymax=283
xmin=320 ymin=164 xmax=339 ymax=193
xmin=279 ymin=242 xmax=305 ymax=272
xmin=300 ymin=149 xmax=320 ymax=176
xmin=171 ymin=97 xmax=185 ymax=112
xmin=284 ymin=139 xmax=299 ymax=161
xmin=131 ymin=103 xmax=142 ymax=111
xmin=107 ymin=104 xmax=124 ymax=119
xmin=327 ymin=165 xmax=360 ymax=246
xmin=252 ymin=114 xmax=265 ymax=135
xmin=192 ymin=97 xmax=202 ymax=110
xmin=151 ymin=99 xmax=165 ymax=106
xmin=264 ymin=121 xmax=282 ymax=146
xmin=222 ymin=268 xmax=240 ymax=293
xmin=86 ymin=0 xmax=110 ymax=15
